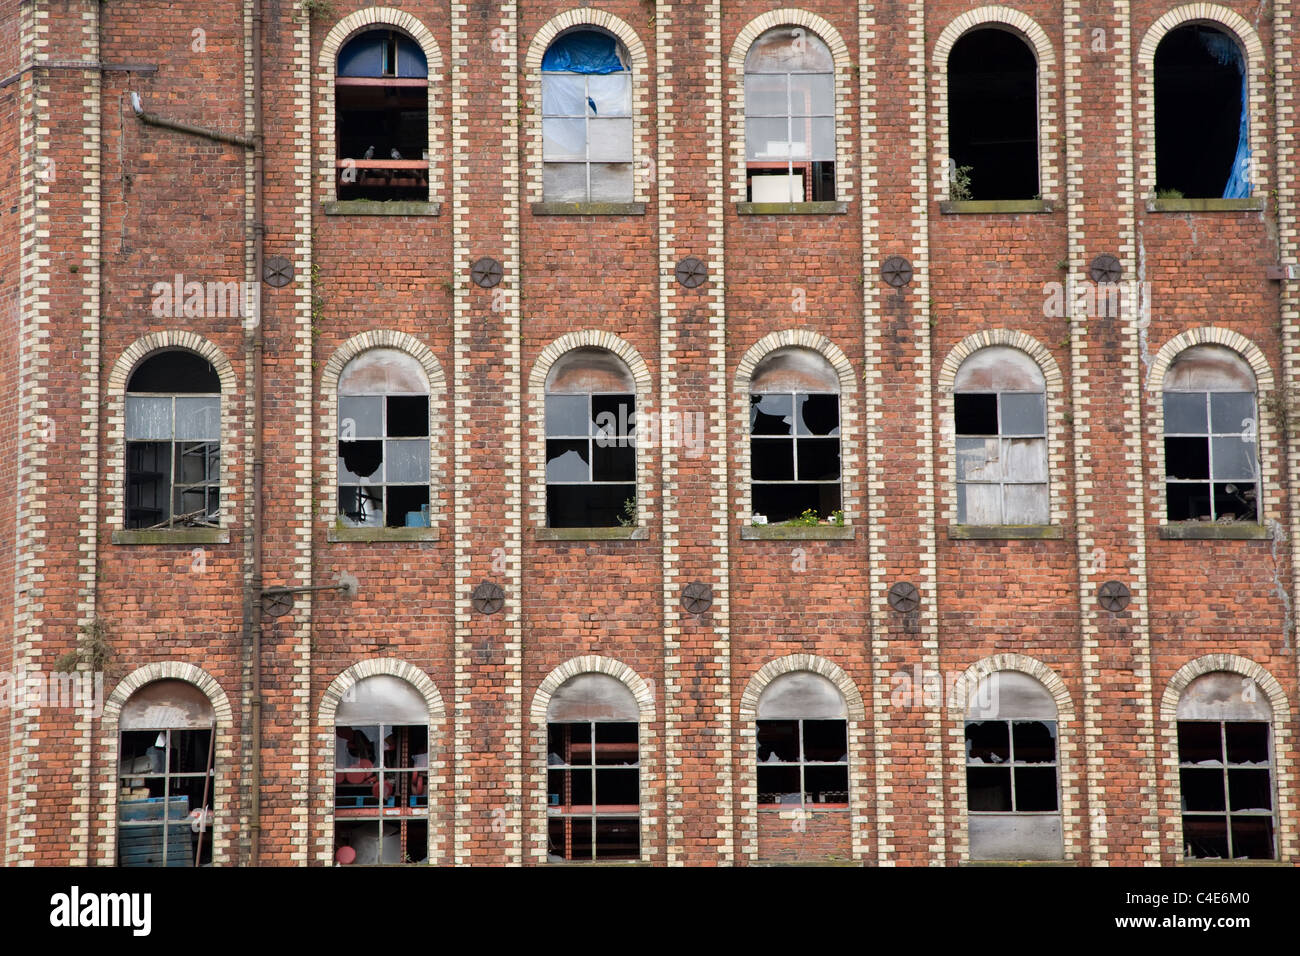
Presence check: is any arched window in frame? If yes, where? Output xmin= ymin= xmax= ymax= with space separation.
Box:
xmin=965 ymin=671 xmax=1062 ymax=860
xmin=756 ymin=672 xmax=849 ymax=809
xmin=541 ymin=29 xmax=633 ymax=203
xmin=546 ymin=673 xmax=640 ymax=862
xmin=337 ymin=349 xmax=431 ymax=529
xmin=1162 ymin=345 xmax=1258 ymax=523
xmin=744 ymin=26 xmax=835 ymax=202
xmin=336 ymin=28 xmax=429 ymax=201
xmin=545 ymin=347 xmax=636 ymax=528
xmin=333 ymin=674 xmax=430 ymax=865
xmin=749 ymin=347 xmax=841 ymax=524
xmin=125 ymin=350 xmax=221 ymax=529
xmin=953 ymin=346 xmax=1047 ymax=525
xmin=947 ymin=28 xmax=1039 ymax=200
xmin=117 ymin=680 xmax=216 ymax=866
xmin=1176 ymin=672 xmax=1275 ymax=859
xmin=1155 ymin=25 xmax=1250 ymax=199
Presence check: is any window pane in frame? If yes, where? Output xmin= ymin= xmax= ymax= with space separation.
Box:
xmin=541 ymin=73 xmax=587 ymax=116
xmin=1178 ymin=722 xmax=1223 ymax=764
xmin=1003 ymin=438 xmax=1046 ymax=482
xmin=338 ymin=395 xmax=382 ymax=439
xmin=955 ymin=393 xmax=997 ymax=435
xmin=804 ymin=765 xmax=849 ymax=804
xmin=385 ymin=439 xmax=429 ymax=483
xmin=751 ymin=438 xmax=794 ymax=480
xmin=174 ymin=397 xmax=219 ymax=441
xmin=796 ymin=438 xmax=840 ymax=481
xmin=1000 ymin=392 xmax=1045 ymax=435
xmin=966 ymin=721 xmax=1010 ymax=764
xmin=594 ymin=722 xmax=638 ymax=766
xmin=1165 ymin=437 xmax=1210 ymax=480
xmin=588 ymin=118 xmax=632 ymax=162
xmin=546 ymin=394 xmax=589 ymax=437
xmin=595 ymin=768 xmax=638 ymax=806
xmin=338 ymin=440 xmax=383 ymax=483
xmin=744 ymin=73 xmax=788 ymax=116
xmin=966 ymin=767 xmax=1012 ymax=811
xmin=594 ymin=818 xmax=639 ymax=861
xmin=1164 ymin=391 xmax=1208 ymax=432
xmin=1013 ymin=767 xmax=1058 ymax=811
xmin=126 ymin=396 xmax=173 ymax=440
xmin=1167 ymin=482 xmax=1212 ymax=522
xmin=542 ymin=163 xmax=588 ymax=202
xmin=587 ymin=73 xmax=631 ymax=116
xmin=1210 ymin=437 xmax=1257 ymax=481
xmin=546 ymin=439 xmax=590 ymax=482
xmin=802 ymin=720 xmax=848 ymax=763
xmin=1012 ymin=721 xmax=1056 ymax=764
xmin=796 ymin=394 xmax=839 ymax=436
xmin=789 ymin=73 xmax=834 ymax=114
xmin=746 ymin=116 xmax=792 ymax=161
xmin=1183 ymin=815 xmax=1229 ymax=858
xmin=542 ymin=117 xmax=587 ymax=161
xmin=808 ymin=117 xmax=835 ymax=161
xmin=387 ymin=396 xmax=428 ymax=438
xmin=1225 ymin=722 xmax=1269 ymax=765
xmin=957 ymin=482 xmax=1002 ymax=525
xmin=1228 ymin=769 xmax=1271 ymax=811
xmin=592 ymin=443 xmax=635 ymax=482
xmin=956 ymin=437 xmax=1000 ymax=481
xmin=1181 ymin=768 xmax=1226 ymax=811
xmin=751 ymin=394 xmax=793 ymax=435
xmin=1210 ymin=392 xmax=1255 ymax=434
xmin=757 ymin=720 xmax=800 ymax=762
xmin=1214 ymin=482 xmax=1257 ymax=521
xmin=589 ymin=162 xmax=633 ymax=202
xmin=1230 ymin=817 xmax=1275 ymax=859
xmin=1003 ymin=483 xmax=1048 ymax=524
xmin=757 ymin=765 xmax=802 ymax=805
xmin=592 ymin=394 xmax=634 ymax=438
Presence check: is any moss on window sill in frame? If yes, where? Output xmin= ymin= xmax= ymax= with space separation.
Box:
xmin=939 ymin=199 xmax=1055 ymax=214
xmin=327 ymin=526 xmax=440 ymax=542
xmin=530 ymin=201 xmax=646 ymax=216
xmin=736 ymin=201 xmax=848 ymax=215
xmin=112 ymin=528 xmax=230 ymax=545
xmin=948 ymin=524 xmax=1063 ymax=540
xmin=741 ymin=524 xmax=854 ymax=540
xmin=1146 ymin=197 xmax=1264 ymax=213
xmin=535 ymin=526 xmax=648 ymax=541
xmin=1158 ymin=522 xmax=1270 ymax=540
xmin=322 ymin=200 xmax=440 ymax=216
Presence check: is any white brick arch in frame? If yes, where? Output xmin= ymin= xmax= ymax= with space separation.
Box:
xmin=738 ymin=653 xmax=865 ymax=721
xmin=931 ymin=6 xmax=1059 ymax=203
xmin=107 ymin=332 xmax=238 ymax=531
xmin=1137 ymin=6 xmax=1267 ymax=198
xmin=936 ymin=330 xmax=1068 ymax=526
xmin=315 ymin=6 xmax=446 ymax=203
xmin=98 ymin=663 xmax=235 ymax=866
xmin=526 ymin=330 xmax=654 ymax=529
xmin=523 ymin=10 xmax=651 ymax=205
xmin=1146 ymin=328 xmax=1277 ymax=524
xmin=527 ymin=656 xmax=657 ymax=863
xmin=727 ymin=10 xmax=855 ymax=204
xmin=315 ymin=658 xmax=448 ymax=864
xmin=1157 ymin=655 xmax=1295 ymax=862
xmin=734 ymin=329 xmax=859 ymax=526
xmin=948 ymin=654 xmax=1081 ymax=862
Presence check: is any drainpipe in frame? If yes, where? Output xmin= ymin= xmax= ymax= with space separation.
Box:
xmin=128 ymin=0 xmax=266 ymax=866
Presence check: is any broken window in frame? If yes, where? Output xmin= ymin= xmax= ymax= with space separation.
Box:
xmin=117 ymin=680 xmax=216 ymax=866
xmin=126 ymin=350 xmax=221 ymax=529
xmin=545 ymin=347 xmax=636 ymax=527
xmin=542 ymin=30 xmax=633 ymax=203
xmin=744 ymin=27 xmax=836 ymax=202
xmin=953 ymin=346 xmax=1047 ymax=524
xmin=756 ymin=672 xmax=849 ymax=808
xmin=336 ymin=28 xmax=429 ymax=201
xmin=1177 ymin=672 xmax=1275 ymax=860
xmin=965 ymin=671 xmax=1062 ymax=860
xmin=334 ymin=675 xmax=430 ymax=865
xmin=546 ymin=673 xmax=640 ymax=862
xmin=1155 ymin=25 xmax=1250 ymax=199
xmin=337 ymin=348 xmax=430 ymax=528
xmin=750 ymin=347 xmax=841 ymax=523
xmin=947 ymin=27 xmax=1039 ymax=200
xmin=1163 ymin=345 xmax=1258 ymax=522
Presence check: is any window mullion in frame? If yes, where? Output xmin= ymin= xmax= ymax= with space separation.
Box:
xmin=1007 ymin=720 xmax=1017 ymax=812
xmin=1205 ymin=394 xmax=1217 ymax=520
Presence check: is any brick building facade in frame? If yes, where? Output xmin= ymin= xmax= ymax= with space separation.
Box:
xmin=1 ymin=0 xmax=1297 ymax=866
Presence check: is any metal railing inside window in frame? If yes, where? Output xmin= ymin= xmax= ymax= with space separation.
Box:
xmin=125 ymin=393 xmax=221 ymax=529
xmin=334 ymin=723 xmax=430 ymax=865
xmin=546 ymin=720 xmax=640 ymax=861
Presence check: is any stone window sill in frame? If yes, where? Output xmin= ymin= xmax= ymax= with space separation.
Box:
xmin=948 ymin=524 xmax=1064 ymax=540
xmin=736 ymin=201 xmax=848 ymax=215
xmin=939 ymin=199 xmax=1055 ymax=214
xmin=530 ymin=202 xmax=646 ymax=216
xmin=535 ymin=526 xmax=647 ymax=541
xmin=113 ymin=528 xmax=230 ymax=545
xmin=327 ymin=526 xmax=440 ymax=543
xmin=960 ymin=859 xmax=1077 ymax=867
xmin=1146 ymin=197 xmax=1264 ymax=213
xmin=322 ymin=200 xmax=440 ymax=216
xmin=741 ymin=525 xmax=854 ymax=540
xmin=1157 ymin=522 xmax=1270 ymax=540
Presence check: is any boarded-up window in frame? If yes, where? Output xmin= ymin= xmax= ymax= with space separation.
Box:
xmin=1177 ymin=672 xmax=1275 ymax=860
xmin=744 ymin=27 xmax=836 ymax=202
xmin=1163 ymin=345 xmax=1258 ymax=522
xmin=338 ymin=349 xmax=431 ymax=529
xmin=547 ymin=673 xmax=640 ymax=861
xmin=334 ymin=675 xmax=429 ymax=865
xmin=118 ymin=681 xmax=216 ymax=867
xmin=750 ymin=347 xmax=842 ymax=523
xmin=954 ymin=346 xmax=1047 ymax=525
xmin=756 ymin=672 xmax=849 ymax=808
xmin=965 ymin=671 xmax=1062 ymax=861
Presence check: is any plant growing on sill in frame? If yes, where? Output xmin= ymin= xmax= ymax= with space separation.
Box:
xmin=299 ymin=0 xmax=337 ymax=22
xmin=617 ymin=496 xmax=637 ymax=528
xmin=1155 ymin=187 xmax=1184 ymax=199
xmin=831 ymin=510 xmax=845 ymax=526
xmin=948 ymin=164 xmax=973 ymax=202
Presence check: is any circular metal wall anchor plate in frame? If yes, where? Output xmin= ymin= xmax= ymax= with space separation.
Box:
xmin=881 ymin=256 xmax=914 ymax=288
xmin=1098 ymin=580 xmax=1131 ymax=612
xmin=681 ymin=581 xmax=713 ymax=615
xmin=675 ymin=256 xmax=708 ymax=289
xmin=263 ymin=591 xmax=295 ymax=618
xmin=1089 ymin=254 xmax=1122 ymax=284
xmin=471 ymin=581 xmax=505 ymax=615
xmin=263 ymin=256 xmax=294 ymax=287
xmin=470 ymin=257 xmax=504 ymax=288
xmin=887 ymin=581 xmax=920 ymax=613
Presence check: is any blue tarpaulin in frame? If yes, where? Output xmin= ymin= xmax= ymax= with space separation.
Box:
xmin=1200 ymin=30 xmax=1250 ymax=198
xmin=338 ymin=31 xmax=428 ymax=78
xmin=541 ymin=31 xmax=627 ymax=74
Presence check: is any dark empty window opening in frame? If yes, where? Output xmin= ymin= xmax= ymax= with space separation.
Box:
xmin=948 ymin=28 xmax=1039 ymax=200
xmin=1155 ymin=25 xmax=1250 ymax=199
xmin=744 ymin=27 xmax=836 ymax=202
xmin=545 ymin=392 xmax=635 ymax=528
xmin=125 ymin=351 xmax=221 ymax=530
xmin=542 ymin=30 xmax=633 ymax=203
xmin=757 ymin=719 xmax=849 ymax=808
xmin=334 ymin=723 xmax=429 ymax=864
xmin=751 ymin=391 xmax=841 ymax=522
xmin=965 ymin=719 xmax=1059 ymax=814
xmin=336 ymin=29 xmax=429 ymax=201
xmin=1178 ymin=720 xmax=1274 ymax=860
xmin=547 ymin=721 xmax=640 ymax=861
